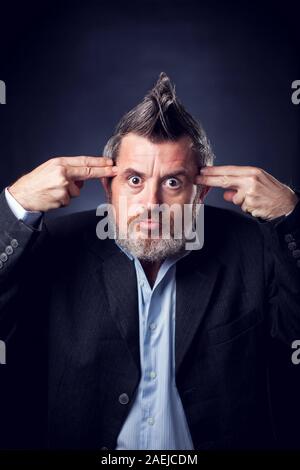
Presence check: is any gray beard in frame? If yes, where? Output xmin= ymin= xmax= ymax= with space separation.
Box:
xmin=106 ymin=191 xmax=199 ymax=262
xmin=115 ymin=231 xmax=187 ymax=262
xmin=109 ymin=213 xmax=196 ymax=262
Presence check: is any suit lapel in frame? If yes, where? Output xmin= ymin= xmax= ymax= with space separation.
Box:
xmin=175 ymin=247 xmax=222 ymax=376
xmin=89 ymin=238 xmax=141 ymax=375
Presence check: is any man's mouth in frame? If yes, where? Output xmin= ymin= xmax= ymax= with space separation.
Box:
xmin=139 ymin=219 xmax=160 ymax=230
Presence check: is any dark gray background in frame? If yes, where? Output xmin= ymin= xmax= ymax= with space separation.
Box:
xmin=0 ymin=0 xmax=299 ymax=448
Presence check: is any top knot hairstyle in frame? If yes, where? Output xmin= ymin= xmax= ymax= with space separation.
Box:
xmin=103 ymin=72 xmax=215 ymax=168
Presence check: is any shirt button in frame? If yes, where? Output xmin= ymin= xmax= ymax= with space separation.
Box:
xmin=10 ymin=239 xmax=19 ymax=248
xmin=149 ymin=322 xmax=157 ymax=331
xmin=149 ymin=371 xmax=156 ymax=380
xmin=118 ymin=393 xmax=130 ymax=405
xmin=147 ymin=417 xmax=155 ymax=426
xmin=0 ymin=253 xmax=8 ymax=263
xmin=5 ymin=245 xmax=13 ymax=255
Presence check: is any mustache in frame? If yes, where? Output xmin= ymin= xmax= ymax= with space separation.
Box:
xmin=127 ymin=209 xmax=174 ymax=226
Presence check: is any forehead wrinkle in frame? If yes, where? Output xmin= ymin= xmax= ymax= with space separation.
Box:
xmin=118 ymin=136 xmax=196 ymax=177
xmin=120 ymin=154 xmax=191 ymax=172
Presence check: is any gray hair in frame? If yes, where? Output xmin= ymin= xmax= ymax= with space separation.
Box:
xmin=103 ymin=72 xmax=215 ymax=169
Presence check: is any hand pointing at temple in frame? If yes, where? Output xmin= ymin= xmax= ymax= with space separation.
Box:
xmin=8 ymin=156 xmax=118 ymax=212
xmin=196 ymin=165 xmax=299 ymax=220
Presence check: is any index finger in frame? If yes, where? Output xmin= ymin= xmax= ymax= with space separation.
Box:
xmin=58 ymin=156 xmax=113 ymax=167
xmin=195 ymin=174 xmax=242 ymax=189
xmin=200 ymin=165 xmax=259 ymax=176
xmin=66 ymin=165 xmax=118 ymax=181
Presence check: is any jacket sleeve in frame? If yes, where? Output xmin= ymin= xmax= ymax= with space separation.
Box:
xmin=259 ymin=191 xmax=300 ymax=344
xmin=0 ymin=189 xmax=47 ymax=341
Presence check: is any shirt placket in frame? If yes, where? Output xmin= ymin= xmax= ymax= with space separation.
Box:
xmin=136 ymin=264 xmax=162 ymax=449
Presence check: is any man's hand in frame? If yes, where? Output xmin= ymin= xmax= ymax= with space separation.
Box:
xmin=8 ymin=156 xmax=118 ymax=212
xmin=196 ymin=165 xmax=299 ymax=220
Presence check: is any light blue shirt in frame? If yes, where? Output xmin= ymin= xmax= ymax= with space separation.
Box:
xmin=4 ymin=187 xmax=195 ymax=450
xmin=115 ymin=241 xmax=194 ymax=450
xmin=4 ymin=187 xmax=43 ymax=226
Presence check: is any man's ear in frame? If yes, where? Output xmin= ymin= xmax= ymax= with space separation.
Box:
xmin=197 ymin=185 xmax=211 ymax=203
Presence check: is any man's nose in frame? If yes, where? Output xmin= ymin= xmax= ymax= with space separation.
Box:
xmin=143 ymin=182 xmax=161 ymax=208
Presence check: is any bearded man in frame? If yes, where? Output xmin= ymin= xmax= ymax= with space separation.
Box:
xmin=0 ymin=72 xmax=299 ymax=450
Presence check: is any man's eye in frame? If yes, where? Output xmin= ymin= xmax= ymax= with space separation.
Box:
xmin=164 ymin=178 xmax=181 ymax=189
xmin=128 ymin=175 xmax=142 ymax=186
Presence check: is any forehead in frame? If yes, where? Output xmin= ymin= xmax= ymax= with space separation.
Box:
xmin=117 ymin=133 xmax=196 ymax=169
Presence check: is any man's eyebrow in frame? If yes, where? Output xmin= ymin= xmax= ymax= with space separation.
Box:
xmin=122 ymin=168 xmax=147 ymax=178
xmin=163 ymin=169 xmax=189 ymax=179
xmin=121 ymin=167 xmax=189 ymax=179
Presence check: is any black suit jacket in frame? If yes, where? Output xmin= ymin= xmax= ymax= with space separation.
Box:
xmin=0 ymin=189 xmax=300 ymax=450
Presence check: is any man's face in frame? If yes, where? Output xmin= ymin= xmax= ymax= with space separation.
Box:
xmin=104 ymin=132 xmax=204 ymax=261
